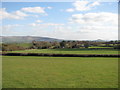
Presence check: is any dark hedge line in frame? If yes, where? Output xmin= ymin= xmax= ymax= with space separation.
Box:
xmin=2 ymin=53 xmax=120 ymax=57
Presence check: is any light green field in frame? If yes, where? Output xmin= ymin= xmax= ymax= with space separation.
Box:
xmin=15 ymin=43 xmax=32 ymax=48
xmin=89 ymin=46 xmax=113 ymax=48
xmin=8 ymin=49 xmax=118 ymax=55
xmin=3 ymin=56 xmax=118 ymax=88
xmin=9 ymin=43 xmax=32 ymax=48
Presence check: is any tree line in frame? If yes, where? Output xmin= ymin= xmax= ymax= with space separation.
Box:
xmin=1 ymin=40 xmax=120 ymax=51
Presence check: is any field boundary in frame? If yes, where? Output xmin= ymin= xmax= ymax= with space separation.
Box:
xmin=1 ymin=52 xmax=120 ymax=57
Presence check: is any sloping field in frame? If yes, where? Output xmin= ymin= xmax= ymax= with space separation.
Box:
xmin=7 ymin=49 xmax=118 ymax=55
xmin=3 ymin=56 xmax=118 ymax=88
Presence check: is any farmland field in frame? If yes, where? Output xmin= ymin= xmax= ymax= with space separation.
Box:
xmin=8 ymin=48 xmax=118 ymax=55
xmin=2 ymin=56 xmax=118 ymax=88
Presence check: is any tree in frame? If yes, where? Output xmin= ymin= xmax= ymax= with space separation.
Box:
xmin=84 ymin=42 xmax=89 ymax=48
xmin=52 ymin=41 xmax=60 ymax=49
xmin=60 ymin=41 xmax=66 ymax=48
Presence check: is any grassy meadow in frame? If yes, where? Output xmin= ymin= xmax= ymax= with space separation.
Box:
xmin=3 ymin=56 xmax=118 ymax=88
xmin=2 ymin=43 xmax=119 ymax=88
xmin=7 ymin=48 xmax=118 ymax=55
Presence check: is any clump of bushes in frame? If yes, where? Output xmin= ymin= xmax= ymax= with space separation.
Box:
xmin=2 ymin=44 xmax=25 ymax=51
xmin=114 ymin=45 xmax=120 ymax=49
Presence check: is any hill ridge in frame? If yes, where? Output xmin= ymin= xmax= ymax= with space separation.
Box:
xmin=0 ymin=36 xmax=62 ymax=43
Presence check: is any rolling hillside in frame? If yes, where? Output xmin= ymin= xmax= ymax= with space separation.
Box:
xmin=0 ymin=36 xmax=62 ymax=43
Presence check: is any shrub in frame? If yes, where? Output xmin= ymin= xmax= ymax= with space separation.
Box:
xmin=2 ymin=44 xmax=26 ymax=51
xmin=114 ymin=45 xmax=120 ymax=49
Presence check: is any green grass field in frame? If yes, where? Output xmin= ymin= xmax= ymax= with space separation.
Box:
xmin=8 ymin=48 xmax=118 ymax=55
xmin=3 ymin=56 xmax=118 ymax=88
xmin=89 ymin=46 xmax=113 ymax=48
xmin=15 ymin=43 xmax=32 ymax=48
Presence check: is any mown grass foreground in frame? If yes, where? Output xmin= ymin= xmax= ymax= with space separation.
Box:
xmin=3 ymin=56 xmax=118 ymax=88
xmin=8 ymin=48 xmax=118 ymax=55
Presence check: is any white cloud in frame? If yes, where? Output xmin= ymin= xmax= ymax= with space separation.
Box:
xmin=29 ymin=23 xmax=64 ymax=27
xmin=28 ymin=24 xmax=118 ymax=40
xmin=47 ymin=7 xmax=53 ymax=9
xmin=2 ymin=22 xmax=118 ymax=40
xmin=0 ymin=6 xmax=51 ymax=20
xmin=0 ymin=8 xmax=28 ymax=20
xmin=66 ymin=8 xmax=74 ymax=12
xmin=2 ymin=24 xmax=22 ymax=35
xmin=66 ymin=1 xmax=100 ymax=12
xmin=45 ymin=23 xmax=64 ymax=26
xmin=73 ymin=1 xmax=90 ymax=11
xmin=66 ymin=12 xmax=118 ymax=40
xmin=36 ymin=20 xmax=43 ymax=23
xmin=21 ymin=7 xmax=45 ymax=13
xmin=2 ymin=24 xmax=21 ymax=30
xmin=69 ymin=12 xmax=118 ymax=26
xmin=13 ymin=10 xmax=28 ymax=17
xmin=90 ymin=1 xmax=100 ymax=7
xmin=0 ymin=8 xmax=8 ymax=19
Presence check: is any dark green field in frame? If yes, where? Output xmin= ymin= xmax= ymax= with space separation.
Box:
xmin=8 ymin=48 xmax=118 ymax=55
xmin=3 ymin=56 xmax=118 ymax=88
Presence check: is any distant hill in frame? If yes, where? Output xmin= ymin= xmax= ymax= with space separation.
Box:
xmin=0 ymin=36 xmax=109 ymax=43
xmin=93 ymin=39 xmax=105 ymax=42
xmin=0 ymin=36 xmax=62 ymax=43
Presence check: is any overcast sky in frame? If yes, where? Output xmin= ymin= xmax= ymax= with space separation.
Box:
xmin=0 ymin=1 xmax=118 ymax=40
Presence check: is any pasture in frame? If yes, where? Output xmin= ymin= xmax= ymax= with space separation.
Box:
xmin=2 ymin=56 xmax=118 ymax=88
xmin=8 ymin=48 xmax=118 ymax=55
